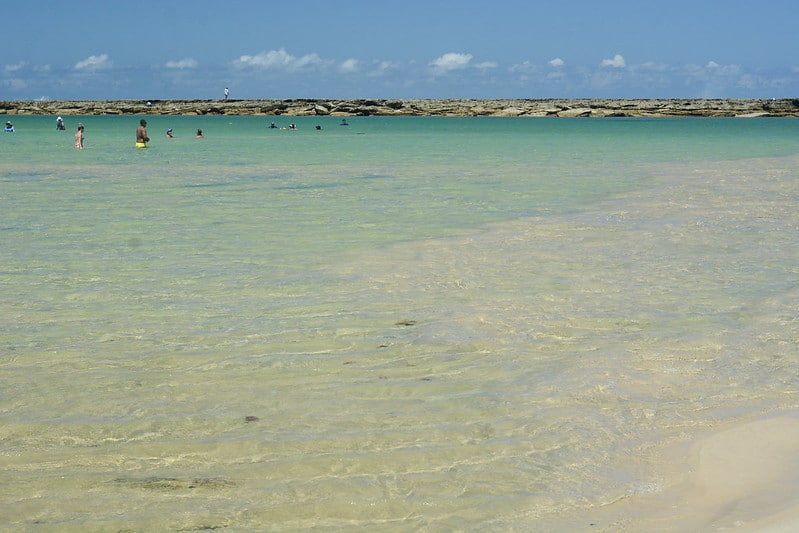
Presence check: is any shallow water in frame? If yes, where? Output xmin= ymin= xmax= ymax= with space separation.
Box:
xmin=2 ymin=115 xmax=799 ymax=530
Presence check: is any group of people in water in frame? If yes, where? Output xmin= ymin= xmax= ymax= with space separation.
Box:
xmin=4 ymin=115 xmax=352 ymax=149
xmin=268 ymin=118 xmax=349 ymax=130
xmin=134 ymin=117 xmax=349 ymax=148
xmin=136 ymin=119 xmax=204 ymax=147
xmin=4 ymin=116 xmax=85 ymax=148
xmin=4 ymin=116 xmax=85 ymax=147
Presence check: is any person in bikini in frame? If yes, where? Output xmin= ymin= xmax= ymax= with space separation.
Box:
xmin=74 ymin=124 xmax=84 ymax=149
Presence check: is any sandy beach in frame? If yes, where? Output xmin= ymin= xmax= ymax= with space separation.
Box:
xmin=2 ymin=98 xmax=799 ymax=117
xmin=536 ymin=411 xmax=799 ymax=532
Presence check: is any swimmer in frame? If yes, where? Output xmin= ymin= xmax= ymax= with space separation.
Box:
xmin=135 ymin=119 xmax=149 ymax=148
xmin=269 ymin=122 xmax=277 ymax=129
xmin=196 ymin=129 xmax=204 ymax=138
xmin=74 ymin=123 xmax=84 ymax=149
xmin=166 ymin=128 xmax=173 ymax=138
xmin=4 ymin=121 xmax=14 ymax=132
xmin=340 ymin=118 xmax=349 ymax=126
xmin=56 ymin=116 xmax=66 ymax=130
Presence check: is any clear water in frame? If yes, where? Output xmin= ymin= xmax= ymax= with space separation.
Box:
xmin=2 ymin=114 xmax=799 ymax=530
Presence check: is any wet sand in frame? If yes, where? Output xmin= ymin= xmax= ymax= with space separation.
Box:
xmin=541 ymin=411 xmax=799 ymax=532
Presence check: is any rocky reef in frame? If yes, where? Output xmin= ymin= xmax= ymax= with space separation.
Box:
xmin=2 ymin=98 xmax=799 ymax=117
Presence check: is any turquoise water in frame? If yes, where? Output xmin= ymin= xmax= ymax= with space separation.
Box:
xmin=2 ymin=115 xmax=799 ymax=530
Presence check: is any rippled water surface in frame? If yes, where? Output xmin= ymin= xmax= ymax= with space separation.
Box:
xmin=2 ymin=115 xmax=799 ymax=530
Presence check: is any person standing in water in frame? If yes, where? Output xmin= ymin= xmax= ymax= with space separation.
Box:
xmin=136 ymin=119 xmax=149 ymax=148
xmin=74 ymin=123 xmax=84 ymax=149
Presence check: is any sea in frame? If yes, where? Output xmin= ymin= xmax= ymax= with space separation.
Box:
xmin=1 ymin=113 xmax=798 ymax=531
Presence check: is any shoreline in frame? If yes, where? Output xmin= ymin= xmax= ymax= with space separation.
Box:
xmin=2 ymin=98 xmax=799 ymax=118
xmin=540 ymin=410 xmax=799 ymax=532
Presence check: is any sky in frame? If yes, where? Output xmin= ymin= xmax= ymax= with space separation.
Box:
xmin=3 ymin=0 xmax=798 ymax=101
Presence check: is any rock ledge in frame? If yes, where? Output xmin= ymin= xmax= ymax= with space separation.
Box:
xmin=2 ymin=98 xmax=798 ymax=117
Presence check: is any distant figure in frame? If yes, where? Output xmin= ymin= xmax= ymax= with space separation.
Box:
xmin=269 ymin=122 xmax=277 ymax=129
xmin=315 ymin=125 xmax=321 ymax=130
xmin=4 ymin=121 xmax=14 ymax=132
xmin=135 ymin=119 xmax=149 ymax=148
xmin=224 ymin=87 xmax=229 ymax=100
xmin=289 ymin=123 xmax=296 ymax=130
xmin=166 ymin=128 xmax=173 ymax=138
xmin=74 ymin=124 xmax=84 ymax=149
xmin=340 ymin=118 xmax=349 ymax=126
xmin=196 ymin=129 xmax=204 ymax=138
xmin=56 ymin=116 xmax=66 ymax=130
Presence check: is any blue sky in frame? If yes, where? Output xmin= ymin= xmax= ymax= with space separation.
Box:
xmin=3 ymin=0 xmax=797 ymax=100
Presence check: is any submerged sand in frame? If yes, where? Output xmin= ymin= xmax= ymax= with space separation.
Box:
xmin=539 ymin=411 xmax=799 ymax=532
xmin=5 ymin=97 xmax=799 ymax=530
xmin=2 ymin=98 xmax=799 ymax=117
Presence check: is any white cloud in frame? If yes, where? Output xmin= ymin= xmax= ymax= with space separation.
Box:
xmin=166 ymin=58 xmax=198 ymax=69
xmin=706 ymin=61 xmax=741 ymax=76
xmin=475 ymin=61 xmax=498 ymax=70
xmin=549 ymin=58 xmax=564 ymax=67
xmin=368 ymin=60 xmax=398 ymax=77
xmin=2 ymin=78 xmax=28 ymax=89
xmin=234 ymin=49 xmax=292 ymax=68
xmin=638 ymin=61 xmax=668 ymax=72
xmin=293 ymin=53 xmax=323 ymax=69
xmin=339 ymin=58 xmax=359 ymax=73
xmin=430 ymin=52 xmax=473 ymax=73
xmin=75 ymin=54 xmax=112 ymax=71
xmin=684 ymin=63 xmax=704 ymax=75
xmin=5 ymin=61 xmax=26 ymax=72
xmin=233 ymin=48 xmax=323 ymax=71
xmin=509 ymin=61 xmax=537 ymax=75
xmin=591 ymin=69 xmax=625 ymax=88
xmin=4 ymin=62 xmax=50 ymax=74
xmin=601 ymin=54 xmax=626 ymax=68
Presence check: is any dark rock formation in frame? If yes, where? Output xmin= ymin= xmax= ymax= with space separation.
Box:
xmin=1 ymin=98 xmax=798 ymax=117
